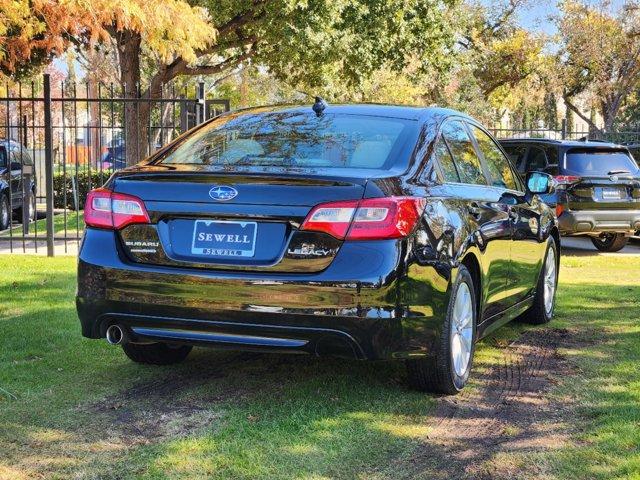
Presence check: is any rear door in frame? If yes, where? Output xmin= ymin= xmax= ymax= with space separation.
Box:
xmin=437 ymin=120 xmax=513 ymax=320
xmin=560 ymin=148 xmax=640 ymax=211
xmin=469 ymin=126 xmax=544 ymax=305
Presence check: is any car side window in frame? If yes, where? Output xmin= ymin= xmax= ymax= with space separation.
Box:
xmin=432 ymin=137 xmax=460 ymax=182
xmin=501 ymin=144 xmax=528 ymax=173
xmin=9 ymin=150 xmax=21 ymax=169
xmin=470 ymin=126 xmax=517 ymax=190
xmin=441 ymin=121 xmax=487 ymax=185
xmin=0 ymin=147 xmax=6 ymax=168
xmin=19 ymin=149 xmax=33 ymax=166
xmin=525 ymin=146 xmax=547 ymax=172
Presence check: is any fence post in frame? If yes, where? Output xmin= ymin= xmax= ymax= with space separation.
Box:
xmin=43 ymin=74 xmax=55 ymax=257
xmin=561 ymin=118 xmax=567 ymax=140
xmin=196 ymin=81 xmax=205 ymax=125
xmin=21 ymin=115 xmax=30 ymax=234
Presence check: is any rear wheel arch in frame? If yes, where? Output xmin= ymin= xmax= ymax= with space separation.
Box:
xmin=549 ymin=226 xmax=561 ymax=256
xmin=460 ymin=252 xmax=482 ymax=325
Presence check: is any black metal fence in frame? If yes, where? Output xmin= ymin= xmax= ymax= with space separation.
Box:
xmin=488 ymin=118 xmax=640 ymax=144
xmin=0 ymin=73 xmax=230 ymax=255
xmin=2 ymin=82 xmax=640 ymax=256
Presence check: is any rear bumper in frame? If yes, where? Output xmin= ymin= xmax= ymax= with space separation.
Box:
xmin=558 ymin=209 xmax=640 ymax=234
xmin=77 ymin=228 xmax=449 ymax=360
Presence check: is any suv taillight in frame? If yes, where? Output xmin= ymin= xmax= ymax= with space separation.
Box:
xmin=300 ymin=197 xmax=426 ymax=240
xmin=554 ymin=175 xmax=581 ymax=186
xmin=84 ymin=188 xmax=150 ymax=230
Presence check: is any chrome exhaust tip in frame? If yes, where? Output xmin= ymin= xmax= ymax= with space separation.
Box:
xmin=105 ymin=324 xmax=125 ymax=345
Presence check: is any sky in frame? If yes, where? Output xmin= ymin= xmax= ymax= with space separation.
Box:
xmin=509 ymin=0 xmax=626 ymax=35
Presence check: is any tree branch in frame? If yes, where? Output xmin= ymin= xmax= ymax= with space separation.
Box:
xmin=563 ymin=95 xmax=602 ymax=133
xmin=183 ymin=48 xmax=256 ymax=76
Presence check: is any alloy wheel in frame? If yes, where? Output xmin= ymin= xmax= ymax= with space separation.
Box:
xmin=543 ymin=247 xmax=557 ymax=316
xmin=0 ymin=197 xmax=8 ymax=229
xmin=29 ymin=195 xmax=36 ymax=221
xmin=450 ymin=282 xmax=474 ymax=377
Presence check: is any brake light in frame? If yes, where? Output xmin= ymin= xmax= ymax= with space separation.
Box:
xmin=300 ymin=197 xmax=426 ymax=240
xmin=555 ymin=204 xmax=564 ymax=217
xmin=84 ymin=188 xmax=150 ymax=230
xmin=554 ymin=175 xmax=581 ymax=185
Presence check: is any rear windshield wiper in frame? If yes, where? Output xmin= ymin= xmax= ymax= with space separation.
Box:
xmin=607 ymin=169 xmax=631 ymax=175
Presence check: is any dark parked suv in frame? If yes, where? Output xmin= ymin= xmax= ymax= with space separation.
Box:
xmin=77 ymin=104 xmax=559 ymax=394
xmin=501 ymin=138 xmax=640 ymax=252
xmin=0 ymin=139 xmax=37 ymax=231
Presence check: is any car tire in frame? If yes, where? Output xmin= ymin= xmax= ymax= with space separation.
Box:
xmin=518 ymin=237 xmax=559 ymax=325
xmin=122 ymin=342 xmax=193 ymax=365
xmin=590 ymin=233 xmax=629 ymax=252
xmin=0 ymin=194 xmax=10 ymax=231
xmin=16 ymin=192 xmax=36 ymax=223
xmin=405 ymin=264 xmax=476 ymax=395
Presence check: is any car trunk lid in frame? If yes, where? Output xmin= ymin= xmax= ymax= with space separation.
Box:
xmin=110 ymin=168 xmax=367 ymax=273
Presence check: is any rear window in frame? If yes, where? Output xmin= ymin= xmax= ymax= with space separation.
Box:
xmin=564 ymin=149 xmax=640 ymax=176
xmin=157 ymin=111 xmax=418 ymax=170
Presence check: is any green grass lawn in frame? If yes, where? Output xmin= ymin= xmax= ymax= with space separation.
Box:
xmin=1 ymin=210 xmax=85 ymax=237
xmin=0 ymin=253 xmax=639 ymax=479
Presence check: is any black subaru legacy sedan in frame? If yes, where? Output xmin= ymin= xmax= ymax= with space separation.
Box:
xmin=76 ymin=104 xmax=559 ymax=394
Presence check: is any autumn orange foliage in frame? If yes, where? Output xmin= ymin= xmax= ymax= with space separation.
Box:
xmin=0 ymin=0 xmax=214 ymax=77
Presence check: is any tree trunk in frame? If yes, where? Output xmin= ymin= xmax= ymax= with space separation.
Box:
xmin=117 ymin=30 xmax=150 ymax=166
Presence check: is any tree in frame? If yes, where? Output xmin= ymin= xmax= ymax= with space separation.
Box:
xmin=557 ymin=1 xmax=640 ymax=132
xmin=0 ymin=0 xmax=89 ymax=78
xmin=1 ymin=0 xmax=458 ymax=163
xmin=435 ymin=0 xmax=548 ymax=124
xmin=126 ymin=0 xmax=458 ymax=162
xmin=457 ymin=0 xmax=545 ymax=97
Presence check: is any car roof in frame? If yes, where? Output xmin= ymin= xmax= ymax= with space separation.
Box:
xmin=498 ymin=137 xmax=626 ymax=149
xmin=0 ymin=139 xmax=22 ymax=149
xmin=221 ymin=103 xmax=476 ymax=123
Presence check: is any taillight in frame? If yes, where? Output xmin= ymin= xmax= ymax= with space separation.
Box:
xmin=554 ymin=175 xmax=581 ymax=186
xmin=555 ymin=204 xmax=564 ymax=217
xmin=300 ymin=197 xmax=426 ymax=240
xmin=84 ymin=188 xmax=150 ymax=230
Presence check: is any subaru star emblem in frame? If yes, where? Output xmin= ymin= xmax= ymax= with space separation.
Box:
xmin=209 ymin=185 xmax=238 ymax=201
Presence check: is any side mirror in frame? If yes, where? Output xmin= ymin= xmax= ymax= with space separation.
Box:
xmin=526 ymin=171 xmax=554 ymax=195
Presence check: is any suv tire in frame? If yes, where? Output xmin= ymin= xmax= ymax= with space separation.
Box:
xmin=16 ymin=192 xmax=36 ymax=223
xmin=405 ymin=265 xmax=476 ymax=394
xmin=590 ymin=233 xmax=628 ymax=252
xmin=122 ymin=342 xmax=192 ymax=365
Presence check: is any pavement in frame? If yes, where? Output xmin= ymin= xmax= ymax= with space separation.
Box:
xmin=561 ymin=236 xmax=640 ymax=256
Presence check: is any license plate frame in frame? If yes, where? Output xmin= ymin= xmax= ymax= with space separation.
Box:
xmin=191 ymin=220 xmax=258 ymax=257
